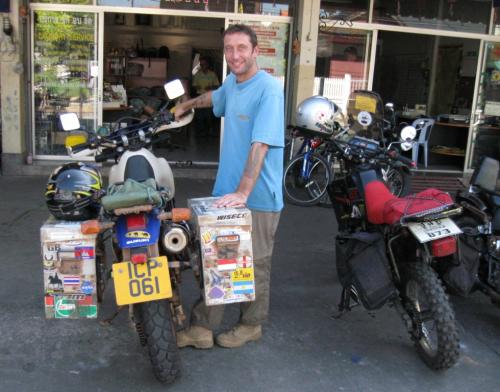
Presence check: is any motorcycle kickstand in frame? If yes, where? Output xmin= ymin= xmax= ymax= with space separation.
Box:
xmin=331 ymin=286 xmax=357 ymax=319
xmin=99 ymin=305 xmax=127 ymax=327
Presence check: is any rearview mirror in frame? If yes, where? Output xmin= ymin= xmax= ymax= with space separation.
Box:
xmin=59 ymin=113 xmax=81 ymax=131
xmin=164 ymin=79 xmax=185 ymax=100
xmin=400 ymin=125 xmax=417 ymax=142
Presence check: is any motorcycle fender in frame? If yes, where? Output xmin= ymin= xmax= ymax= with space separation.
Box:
xmin=115 ymin=212 xmax=160 ymax=249
xmin=456 ymin=191 xmax=488 ymax=213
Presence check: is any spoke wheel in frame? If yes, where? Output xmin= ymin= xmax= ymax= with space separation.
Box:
xmin=384 ymin=167 xmax=411 ymax=197
xmin=283 ymin=153 xmax=331 ymax=206
xmin=401 ymin=263 xmax=459 ymax=370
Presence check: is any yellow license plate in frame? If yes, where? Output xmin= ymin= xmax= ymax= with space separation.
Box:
xmin=112 ymin=256 xmax=172 ymax=306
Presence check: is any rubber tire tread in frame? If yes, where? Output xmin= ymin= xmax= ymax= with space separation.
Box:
xmin=386 ymin=167 xmax=411 ymax=197
xmin=402 ymin=263 xmax=460 ymax=370
xmin=283 ymin=153 xmax=331 ymax=206
xmin=138 ymin=300 xmax=180 ymax=383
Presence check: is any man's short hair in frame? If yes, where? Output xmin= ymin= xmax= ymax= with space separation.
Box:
xmin=223 ymin=24 xmax=258 ymax=48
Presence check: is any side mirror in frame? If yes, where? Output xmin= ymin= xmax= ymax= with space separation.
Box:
xmin=400 ymin=125 xmax=416 ymax=141
xmin=59 ymin=113 xmax=81 ymax=131
xmin=164 ymin=79 xmax=185 ymax=100
xmin=385 ymin=102 xmax=394 ymax=110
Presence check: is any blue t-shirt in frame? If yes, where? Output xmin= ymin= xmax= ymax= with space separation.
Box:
xmin=211 ymin=70 xmax=284 ymax=212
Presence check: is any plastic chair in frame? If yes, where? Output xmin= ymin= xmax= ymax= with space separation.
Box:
xmin=411 ymin=118 xmax=435 ymax=168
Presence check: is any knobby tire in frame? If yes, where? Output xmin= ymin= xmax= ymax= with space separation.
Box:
xmin=401 ymin=263 xmax=460 ymax=370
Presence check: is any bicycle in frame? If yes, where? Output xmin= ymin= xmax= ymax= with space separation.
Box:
xmin=283 ymin=125 xmax=413 ymax=206
xmin=283 ymin=126 xmax=343 ymax=206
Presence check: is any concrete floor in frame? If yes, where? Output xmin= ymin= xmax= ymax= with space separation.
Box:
xmin=0 ymin=175 xmax=499 ymax=392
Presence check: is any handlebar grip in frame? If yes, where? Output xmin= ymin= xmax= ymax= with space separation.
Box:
xmin=390 ymin=150 xmax=414 ymax=167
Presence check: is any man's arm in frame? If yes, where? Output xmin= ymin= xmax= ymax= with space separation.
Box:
xmin=174 ymin=91 xmax=213 ymax=120
xmin=214 ymin=142 xmax=269 ymax=208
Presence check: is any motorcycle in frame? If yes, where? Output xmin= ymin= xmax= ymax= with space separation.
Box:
xmin=345 ymin=90 xmax=414 ymax=196
xmin=327 ymin=124 xmax=462 ymax=370
xmin=58 ymin=80 xmax=197 ymax=383
xmin=442 ymin=156 xmax=500 ymax=305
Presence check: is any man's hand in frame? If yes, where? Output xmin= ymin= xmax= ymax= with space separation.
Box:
xmin=174 ymin=102 xmax=189 ymax=121
xmin=174 ymin=91 xmax=213 ymax=121
xmin=213 ymin=192 xmax=247 ymax=208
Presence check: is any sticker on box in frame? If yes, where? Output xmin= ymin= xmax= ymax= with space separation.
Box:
xmin=46 ymin=272 xmax=64 ymax=292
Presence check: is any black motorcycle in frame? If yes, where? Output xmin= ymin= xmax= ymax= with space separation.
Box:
xmin=443 ymin=156 xmax=500 ymax=305
xmin=328 ymin=130 xmax=461 ymax=370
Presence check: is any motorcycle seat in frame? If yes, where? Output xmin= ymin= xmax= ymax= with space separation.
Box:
xmin=365 ymin=180 xmax=453 ymax=225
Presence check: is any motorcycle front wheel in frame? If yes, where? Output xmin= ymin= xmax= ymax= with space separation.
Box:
xmin=401 ymin=263 xmax=459 ymax=370
xmin=283 ymin=153 xmax=331 ymax=206
xmin=135 ymin=300 xmax=180 ymax=383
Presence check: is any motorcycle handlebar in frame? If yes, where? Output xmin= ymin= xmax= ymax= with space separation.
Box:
xmin=388 ymin=150 xmax=415 ymax=167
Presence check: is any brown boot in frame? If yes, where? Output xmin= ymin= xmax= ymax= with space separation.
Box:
xmin=177 ymin=325 xmax=214 ymax=349
xmin=215 ymin=324 xmax=262 ymax=348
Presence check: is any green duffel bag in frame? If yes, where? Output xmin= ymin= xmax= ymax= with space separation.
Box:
xmin=101 ymin=178 xmax=165 ymax=212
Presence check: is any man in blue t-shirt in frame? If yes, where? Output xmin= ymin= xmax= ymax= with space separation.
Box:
xmin=174 ymin=24 xmax=284 ymax=349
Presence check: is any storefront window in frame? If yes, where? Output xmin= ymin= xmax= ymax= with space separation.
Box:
xmin=470 ymin=42 xmax=500 ymax=167
xmin=238 ymin=1 xmax=295 ymax=16
xmin=320 ymin=0 xmax=369 ymax=23
xmin=373 ymin=0 xmax=491 ymax=34
xmin=373 ymin=31 xmax=480 ymax=171
xmin=314 ymin=29 xmax=371 ymax=112
xmin=33 ymin=11 xmax=98 ymax=156
xmin=97 ymin=0 xmax=234 ymax=11
xmin=31 ymin=0 xmax=92 ymax=4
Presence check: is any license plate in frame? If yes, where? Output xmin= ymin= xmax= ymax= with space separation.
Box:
xmin=407 ymin=218 xmax=462 ymax=243
xmin=112 ymin=256 xmax=172 ymax=306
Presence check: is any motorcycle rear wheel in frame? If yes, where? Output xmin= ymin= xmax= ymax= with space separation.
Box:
xmin=401 ymin=263 xmax=459 ymax=370
xmin=136 ymin=300 xmax=180 ymax=383
xmin=283 ymin=153 xmax=331 ymax=206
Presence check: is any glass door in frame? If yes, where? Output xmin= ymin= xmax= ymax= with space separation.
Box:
xmin=32 ymin=10 xmax=100 ymax=158
xmin=468 ymin=41 xmax=500 ymax=169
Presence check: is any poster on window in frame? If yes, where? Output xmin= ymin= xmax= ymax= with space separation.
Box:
xmin=33 ymin=11 xmax=97 ymax=156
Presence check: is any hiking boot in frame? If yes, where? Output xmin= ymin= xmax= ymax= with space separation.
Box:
xmin=176 ymin=326 xmax=214 ymax=349
xmin=215 ymin=324 xmax=262 ymax=348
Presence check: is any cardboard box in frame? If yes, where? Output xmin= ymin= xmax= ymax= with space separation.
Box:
xmin=189 ymin=197 xmax=255 ymax=306
xmin=41 ymin=218 xmax=98 ymax=319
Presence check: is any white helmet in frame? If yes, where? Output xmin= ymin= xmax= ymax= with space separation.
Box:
xmin=295 ymin=96 xmax=340 ymax=136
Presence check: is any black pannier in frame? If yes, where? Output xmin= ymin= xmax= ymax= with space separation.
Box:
xmin=335 ymin=231 xmax=396 ymax=310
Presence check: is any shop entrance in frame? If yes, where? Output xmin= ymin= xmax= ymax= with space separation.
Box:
xmin=102 ymin=13 xmax=224 ymax=165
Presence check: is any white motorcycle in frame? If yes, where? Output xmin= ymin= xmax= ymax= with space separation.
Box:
xmin=59 ymin=80 xmax=196 ymax=383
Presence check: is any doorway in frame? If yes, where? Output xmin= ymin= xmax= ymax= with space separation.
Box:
xmin=102 ymin=13 xmax=224 ymax=165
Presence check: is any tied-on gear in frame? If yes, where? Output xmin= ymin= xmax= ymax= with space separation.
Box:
xmin=295 ymin=95 xmax=342 ymax=136
xmin=45 ymin=162 xmax=103 ymax=221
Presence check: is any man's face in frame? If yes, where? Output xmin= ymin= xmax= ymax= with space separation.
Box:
xmin=223 ymin=32 xmax=258 ymax=81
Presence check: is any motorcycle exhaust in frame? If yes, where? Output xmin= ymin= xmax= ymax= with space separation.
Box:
xmin=162 ymin=224 xmax=189 ymax=253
